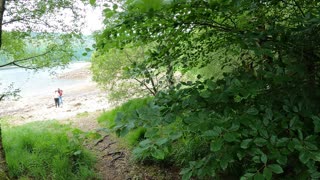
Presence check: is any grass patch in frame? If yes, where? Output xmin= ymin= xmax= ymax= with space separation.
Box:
xmin=76 ymin=111 xmax=89 ymax=118
xmin=97 ymin=97 xmax=152 ymax=128
xmin=3 ymin=121 xmax=97 ymax=180
xmin=124 ymin=127 xmax=146 ymax=146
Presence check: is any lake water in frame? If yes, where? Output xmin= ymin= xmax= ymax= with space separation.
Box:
xmin=0 ymin=62 xmax=89 ymax=97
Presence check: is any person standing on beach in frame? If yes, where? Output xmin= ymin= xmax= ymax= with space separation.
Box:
xmin=58 ymin=88 xmax=63 ymax=105
xmin=54 ymin=90 xmax=60 ymax=108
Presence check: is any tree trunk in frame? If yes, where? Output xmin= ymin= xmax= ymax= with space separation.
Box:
xmin=0 ymin=127 xmax=8 ymax=179
xmin=0 ymin=0 xmax=10 ymax=179
xmin=0 ymin=0 xmax=5 ymax=48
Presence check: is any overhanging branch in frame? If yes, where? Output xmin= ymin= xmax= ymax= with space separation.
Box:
xmin=2 ymin=17 xmax=24 ymax=25
xmin=0 ymin=47 xmax=55 ymax=68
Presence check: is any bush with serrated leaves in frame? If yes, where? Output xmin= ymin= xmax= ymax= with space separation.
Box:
xmin=113 ymin=65 xmax=320 ymax=179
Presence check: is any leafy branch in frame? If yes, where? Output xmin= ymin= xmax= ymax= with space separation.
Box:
xmin=0 ymin=47 xmax=55 ymax=68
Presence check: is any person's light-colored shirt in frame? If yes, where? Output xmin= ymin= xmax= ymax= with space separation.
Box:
xmin=54 ymin=91 xmax=59 ymax=98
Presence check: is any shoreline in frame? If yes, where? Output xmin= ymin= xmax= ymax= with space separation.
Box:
xmin=0 ymin=63 xmax=111 ymax=126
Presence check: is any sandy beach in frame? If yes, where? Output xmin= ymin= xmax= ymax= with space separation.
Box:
xmin=0 ymin=62 xmax=111 ymax=126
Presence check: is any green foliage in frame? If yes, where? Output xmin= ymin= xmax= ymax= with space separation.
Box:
xmin=91 ymin=46 xmax=145 ymax=101
xmin=96 ymin=0 xmax=320 ymax=179
xmin=3 ymin=121 xmax=97 ymax=179
xmin=97 ymin=97 xmax=153 ymax=129
xmin=125 ymin=127 xmax=146 ymax=146
xmin=76 ymin=111 xmax=89 ymax=118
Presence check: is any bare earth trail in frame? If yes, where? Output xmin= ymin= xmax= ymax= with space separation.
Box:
xmin=0 ymin=63 xmax=179 ymax=179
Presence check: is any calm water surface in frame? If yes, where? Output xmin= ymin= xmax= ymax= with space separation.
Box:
xmin=0 ymin=62 xmax=88 ymax=97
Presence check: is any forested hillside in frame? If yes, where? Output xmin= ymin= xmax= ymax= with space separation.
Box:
xmin=0 ymin=33 xmax=93 ymax=66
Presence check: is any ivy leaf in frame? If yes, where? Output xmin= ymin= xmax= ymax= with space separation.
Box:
xmin=210 ymin=139 xmax=223 ymax=152
xmin=268 ymin=164 xmax=283 ymax=174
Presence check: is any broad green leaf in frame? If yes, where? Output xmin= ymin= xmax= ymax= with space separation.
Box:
xmin=254 ymin=138 xmax=268 ymax=147
xmin=181 ymin=169 xmax=192 ymax=180
xmin=220 ymin=159 xmax=228 ymax=170
xmin=169 ymin=132 xmax=182 ymax=140
xmin=240 ymin=139 xmax=252 ymax=149
xmin=259 ymin=128 xmax=269 ymax=138
xmin=156 ymin=138 xmax=168 ymax=146
xmin=290 ymin=116 xmax=298 ymax=128
xmin=261 ymin=153 xmax=267 ymax=164
xmin=311 ymin=152 xmax=320 ymax=161
xmin=312 ymin=116 xmax=320 ymax=133
xmin=224 ymin=133 xmax=238 ymax=142
xmin=283 ymin=105 xmax=289 ymax=112
xmin=151 ymin=149 xmax=165 ymax=160
xmin=210 ymin=139 xmax=223 ymax=152
xmin=276 ymin=155 xmax=287 ymax=165
xmin=247 ymin=107 xmax=259 ymax=115
xmin=265 ymin=108 xmax=273 ymax=120
xmin=263 ymin=167 xmax=272 ymax=180
xmin=203 ymin=130 xmax=220 ymax=138
xmin=254 ymin=173 xmax=264 ymax=180
xmin=240 ymin=173 xmax=255 ymax=180
xmin=311 ymin=171 xmax=320 ymax=179
xmin=73 ymin=150 xmax=82 ymax=155
xmin=139 ymin=139 xmax=152 ymax=146
xmin=229 ymin=122 xmax=240 ymax=131
xmin=268 ymin=164 xmax=283 ymax=174
xmin=299 ymin=151 xmax=310 ymax=164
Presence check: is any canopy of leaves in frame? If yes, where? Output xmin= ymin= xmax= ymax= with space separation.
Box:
xmin=0 ymin=0 xmax=91 ymax=69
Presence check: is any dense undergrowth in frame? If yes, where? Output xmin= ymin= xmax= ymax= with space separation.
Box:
xmin=3 ymin=121 xmax=97 ymax=180
xmin=98 ymin=97 xmax=151 ymax=146
xmin=94 ymin=0 xmax=320 ymax=179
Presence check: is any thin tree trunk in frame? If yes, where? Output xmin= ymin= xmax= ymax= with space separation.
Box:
xmin=0 ymin=0 xmax=9 ymax=179
xmin=0 ymin=0 xmax=5 ymax=48
xmin=0 ymin=127 xmax=8 ymax=179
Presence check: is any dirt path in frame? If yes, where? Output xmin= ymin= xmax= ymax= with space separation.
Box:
xmin=63 ymin=111 xmax=180 ymax=180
